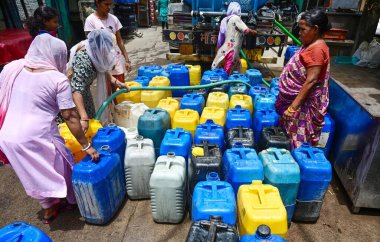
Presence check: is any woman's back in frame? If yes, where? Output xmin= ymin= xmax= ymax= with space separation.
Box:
xmin=0 ymin=67 xmax=70 ymax=141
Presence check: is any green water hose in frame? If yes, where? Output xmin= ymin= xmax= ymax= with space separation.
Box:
xmin=274 ymin=19 xmax=302 ymax=46
xmin=95 ymin=80 xmax=253 ymax=120
xmin=239 ymin=20 xmax=302 ymax=88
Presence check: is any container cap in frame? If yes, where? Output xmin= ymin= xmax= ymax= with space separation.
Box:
xmin=256 ymin=225 xmax=271 ymax=239
xmin=206 ymin=172 xmax=220 ymax=181
xmin=252 ymin=180 xmax=262 ymax=185
xmin=192 ymin=147 xmax=204 ymax=156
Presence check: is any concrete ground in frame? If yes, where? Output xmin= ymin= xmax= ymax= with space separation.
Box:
xmin=1 ymin=27 xmax=380 ymax=242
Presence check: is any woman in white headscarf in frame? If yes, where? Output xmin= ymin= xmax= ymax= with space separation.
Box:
xmin=0 ymin=33 xmax=99 ymax=224
xmin=211 ymin=2 xmax=257 ymax=75
xmin=67 ymin=29 xmax=126 ymax=129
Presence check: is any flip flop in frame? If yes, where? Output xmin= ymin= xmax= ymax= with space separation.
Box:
xmin=41 ymin=209 xmax=59 ymax=224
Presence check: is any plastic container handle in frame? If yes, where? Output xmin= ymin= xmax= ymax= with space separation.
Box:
xmin=201 ymin=140 xmax=210 ymax=156
xmin=238 ymin=126 xmax=244 ymax=138
xmin=174 ymin=128 xmax=182 ymax=138
xmin=239 ymin=150 xmax=248 ymax=160
xmin=165 ymin=152 xmax=175 ymax=169
xmin=258 ymin=188 xmax=267 ymax=205
xmin=233 ymin=142 xmax=245 ymax=149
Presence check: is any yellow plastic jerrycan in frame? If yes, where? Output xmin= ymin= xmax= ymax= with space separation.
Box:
xmin=150 ymin=76 xmax=172 ymax=97
xmin=237 ymin=180 xmax=288 ymax=238
xmin=116 ymin=81 xmax=142 ymax=103
xmin=172 ymin=109 xmax=199 ymax=136
xmin=240 ymin=59 xmax=248 ymax=74
xmin=58 ymin=119 xmax=102 ymax=163
xmin=141 ymin=76 xmax=172 ymax=108
xmin=206 ymin=92 xmax=230 ymax=110
xmin=156 ymin=97 xmax=180 ymax=121
xmin=185 ymin=64 xmax=202 ymax=86
xmin=229 ymin=94 xmax=253 ymax=114
xmin=200 ymin=107 xmax=226 ymax=127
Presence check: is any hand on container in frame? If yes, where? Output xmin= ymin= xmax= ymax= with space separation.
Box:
xmin=85 ymin=146 xmax=99 ymax=161
xmin=282 ymin=106 xmax=298 ymax=120
xmin=111 ymin=77 xmax=127 ymax=89
xmin=248 ymin=29 xmax=257 ymax=36
xmin=80 ymin=119 xmax=89 ymax=133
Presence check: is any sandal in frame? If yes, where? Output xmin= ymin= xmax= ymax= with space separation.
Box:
xmin=42 ymin=209 xmax=59 ymax=224
xmin=41 ymin=202 xmax=61 ymax=224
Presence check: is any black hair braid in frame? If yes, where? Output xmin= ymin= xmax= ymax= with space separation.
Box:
xmin=25 ymin=6 xmax=59 ymax=37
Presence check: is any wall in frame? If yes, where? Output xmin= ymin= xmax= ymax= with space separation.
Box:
xmin=15 ymin=0 xmax=46 ymax=20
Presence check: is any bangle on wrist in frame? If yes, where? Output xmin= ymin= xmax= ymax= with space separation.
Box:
xmin=288 ymin=105 xmax=299 ymax=113
xmin=81 ymin=142 xmax=91 ymax=151
xmin=287 ymin=106 xmax=296 ymax=113
xmin=80 ymin=118 xmax=90 ymax=122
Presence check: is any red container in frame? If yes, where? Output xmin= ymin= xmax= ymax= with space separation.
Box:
xmin=323 ymin=28 xmax=348 ymax=41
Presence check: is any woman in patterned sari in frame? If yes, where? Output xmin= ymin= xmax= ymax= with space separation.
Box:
xmin=275 ymin=9 xmax=332 ymax=149
xmin=67 ymin=29 xmax=126 ymax=129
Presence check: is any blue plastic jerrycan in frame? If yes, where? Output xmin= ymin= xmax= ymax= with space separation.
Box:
xmin=270 ymin=77 xmax=280 ymax=89
xmin=240 ymin=225 xmax=285 ymax=242
xmin=228 ymin=73 xmax=251 ymax=86
xmin=133 ymin=76 xmax=150 ymax=86
xmin=192 ymin=172 xmax=236 ymax=225
xmin=245 ymin=69 xmax=263 ymax=87
xmin=259 ymin=148 xmax=300 ymax=223
xmin=222 ymin=143 xmax=263 ymax=195
xmin=0 ymin=222 xmax=52 ymax=242
xmin=194 ymin=119 xmax=225 ymax=152
xmin=143 ymin=65 xmax=165 ymax=80
xmin=72 ymin=146 xmax=126 ymax=225
xmin=203 ymin=69 xmax=227 ymax=80
xmin=284 ymin=46 xmax=300 ymax=66
xmin=270 ymin=86 xmax=280 ymax=97
xmin=253 ymin=109 xmax=280 ymax=144
xmin=226 ymin=105 xmax=252 ymax=130
xmin=249 ymin=86 xmax=269 ymax=101
xmin=213 ymin=68 xmax=228 ymax=80
xmin=92 ymin=123 xmax=126 ymax=164
xmin=138 ymin=108 xmax=171 ymax=157
xmin=291 ymin=143 xmax=332 ymax=222
xmin=160 ymin=128 xmax=193 ymax=162
xmin=254 ymin=93 xmax=276 ymax=113
xmin=228 ymin=83 xmax=248 ymax=98
xmin=317 ymin=113 xmax=335 ymax=157
xmin=166 ymin=64 xmax=190 ymax=97
xmin=201 ymin=74 xmax=225 ymax=86
xmin=138 ymin=65 xmax=150 ymax=76
xmin=180 ymin=93 xmax=205 ymax=115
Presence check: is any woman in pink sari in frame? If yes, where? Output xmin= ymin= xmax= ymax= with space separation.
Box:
xmin=0 ymin=34 xmax=99 ymax=224
xmin=275 ymin=9 xmax=331 ymax=149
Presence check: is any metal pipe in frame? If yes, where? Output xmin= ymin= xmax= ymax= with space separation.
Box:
xmin=20 ymin=0 xmax=29 ymax=18
xmin=274 ymin=19 xmax=302 ymax=46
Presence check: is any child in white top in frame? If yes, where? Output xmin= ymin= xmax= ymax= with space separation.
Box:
xmin=84 ymin=0 xmax=131 ymax=79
